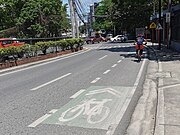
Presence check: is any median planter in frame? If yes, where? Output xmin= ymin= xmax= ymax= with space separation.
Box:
xmin=0 ymin=49 xmax=75 ymax=70
xmin=0 ymin=38 xmax=85 ymax=70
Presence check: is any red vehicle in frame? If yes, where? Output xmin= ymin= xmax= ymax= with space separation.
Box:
xmin=93 ymin=36 xmax=107 ymax=42
xmin=85 ymin=36 xmax=95 ymax=44
xmin=0 ymin=38 xmax=25 ymax=48
xmin=85 ymin=35 xmax=107 ymax=44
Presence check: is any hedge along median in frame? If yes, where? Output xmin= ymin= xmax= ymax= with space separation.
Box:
xmin=0 ymin=38 xmax=85 ymax=69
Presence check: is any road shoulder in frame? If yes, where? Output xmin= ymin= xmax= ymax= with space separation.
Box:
xmin=126 ymin=59 xmax=158 ymax=135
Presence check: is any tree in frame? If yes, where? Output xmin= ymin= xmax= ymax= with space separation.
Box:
xmin=162 ymin=0 xmax=180 ymax=9
xmin=0 ymin=0 xmax=70 ymax=38
xmin=93 ymin=0 xmax=156 ymax=36
xmin=93 ymin=0 xmax=113 ymax=35
xmin=17 ymin=0 xmax=69 ymax=38
xmin=0 ymin=0 xmax=26 ymax=30
xmin=111 ymin=0 xmax=153 ymax=36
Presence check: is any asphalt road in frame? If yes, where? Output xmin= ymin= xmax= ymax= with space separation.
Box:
xmin=0 ymin=41 xmax=148 ymax=135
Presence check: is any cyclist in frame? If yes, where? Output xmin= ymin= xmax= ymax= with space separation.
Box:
xmin=135 ymin=34 xmax=146 ymax=57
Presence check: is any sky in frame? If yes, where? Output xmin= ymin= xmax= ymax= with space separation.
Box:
xmin=62 ymin=0 xmax=98 ymax=5
xmin=62 ymin=0 xmax=101 ymax=13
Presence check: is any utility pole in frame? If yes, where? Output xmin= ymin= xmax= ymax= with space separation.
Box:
xmin=87 ymin=14 xmax=90 ymax=37
xmin=69 ymin=0 xmax=80 ymax=38
xmin=89 ymin=4 xmax=94 ymax=36
xmin=158 ymin=0 xmax=162 ymax=50
xmin=167 ymin=0 xmax=172 ymax=49
xmin=74 ymin=6 xmax=79 ymax=38
xmin=153 ymin=1 xmax=156 ymax=15
xmin=69 ymin=0 xmax=76 ymax=38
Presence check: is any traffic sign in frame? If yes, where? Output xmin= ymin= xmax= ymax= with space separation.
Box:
xmin=150 ymin=22 xmax=156 ymax=29
xmin=156 ymin=23 xmax=163 ymax=30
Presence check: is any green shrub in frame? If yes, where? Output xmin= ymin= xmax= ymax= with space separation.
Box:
xmin=66 ymin=39 xmax=76 ymax=49
xmin=35 ymin=41 xmax=50 ymax=55
xmin=0 ymin=38 xmax=83 ymax=62
xmin=56 ymin=40 xmax=68 ymax=51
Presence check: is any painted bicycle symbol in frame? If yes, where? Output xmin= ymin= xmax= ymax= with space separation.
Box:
xmin=59 ymin=98 xmax=112 ymax=124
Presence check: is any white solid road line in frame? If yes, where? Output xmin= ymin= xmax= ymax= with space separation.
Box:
xmin=91 ymin=77 xmax=101 ymax=83
xmin=28 ymin=109 xmax=58 ymax=128
xmin=98 ymin=55 xmax=108 ymax=60
xmin=0 ymin=49 xmax=90 ymax=77
xmin=112 ymin=64 xmax=117 ymax=68
xmin=103 ymin=69 xmax=111 ymax=74
xmin=31 ymin=73 xmax=71 ymax=91
xmin=70 ymin=89 xmax=86 ymax=99
xmin=134 ymin=59 xmax=146 ymax=86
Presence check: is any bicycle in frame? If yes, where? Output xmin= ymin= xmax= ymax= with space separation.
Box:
xmin=137 ymin=47 xmax=142 ymax=62
xmin=134 ymin=42 xmax=147 ymax=62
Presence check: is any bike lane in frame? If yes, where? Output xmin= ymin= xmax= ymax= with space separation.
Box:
xmin=42 ymin=86 xmax=133 ymax=130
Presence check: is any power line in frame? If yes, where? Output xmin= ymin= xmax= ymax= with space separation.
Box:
xmin=79 ymin=0 xmax=89 ymax=13
xmin=77 ymin=0 xmax=86 ymax=14
xmin=75 ymin=0 xmax=86 ymax=17
xmin=74 ymin=0 xmax=87 ymax=23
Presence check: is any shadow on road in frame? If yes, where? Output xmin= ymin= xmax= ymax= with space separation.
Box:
xmin=98 ymin=46 xmax=135 ymax=53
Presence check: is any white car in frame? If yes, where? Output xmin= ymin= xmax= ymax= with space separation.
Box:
xmin=110 ymin=35 xmax=125 ymax=42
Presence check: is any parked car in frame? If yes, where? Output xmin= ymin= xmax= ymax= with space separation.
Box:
xmin=110 ymin=35 xmax=126 ymax=42
xmin=85 ymin=36 xmax=107 ymax=44
xmin=85 ymin=36 xmax=95 ymax=44
xmin=106 ymin=34 xmax=113 ymax=41
xmin=0 ymin=38 xmax=25 ymax=48
xmin=123 ymin=35 xmax=128 ymax=41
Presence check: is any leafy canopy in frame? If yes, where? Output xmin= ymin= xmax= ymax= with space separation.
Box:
xmin=0 ymin=0 xmax=70 ymax=38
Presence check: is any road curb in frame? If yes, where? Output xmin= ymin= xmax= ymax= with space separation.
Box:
xmin=126 ymin=43 xmax=160 ymax=135
xmin=0 ymin=48 xmax=89 ymax=74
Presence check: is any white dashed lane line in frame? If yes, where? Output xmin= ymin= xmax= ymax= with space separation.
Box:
xmin=117 ymin=60 xmax=122 ymax=63
xmin=103 ymin=70 xmax=111 ymax=74
xmin=28 ymin=109 xmax=58 ymax=128
xmin=98 ymin=55 xmax=108 ymax=60
xmin=70 ymin=89 xmax=86 ymax=99
xmin=92 ymin=57 xmax=123 ymax=84
xmin=112 ymin=64 xmax=117 ymax=68
xmin=91 ymin=77 xmax=101 ymax=83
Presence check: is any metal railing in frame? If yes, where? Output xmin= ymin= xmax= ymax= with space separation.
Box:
xmin=0 ymin=36 xmax=72 ymax=45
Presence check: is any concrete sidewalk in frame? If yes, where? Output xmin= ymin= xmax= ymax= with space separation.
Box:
xmin=152 ymin=44 xmax=180 ymax=135
xmin=126 ymin=43 xmax=180 ymax=135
